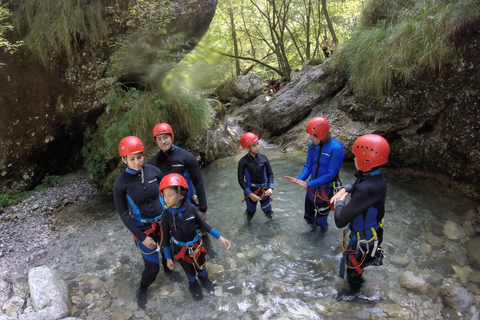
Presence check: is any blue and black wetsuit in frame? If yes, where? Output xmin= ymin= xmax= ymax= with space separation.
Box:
xmin=149 ymin=146 xmax=207 ymax=213
xmin=113 ymin=164 xmax=165 ymax=287
xmin=298 ymin=137 xmax=344 ymax=227
xmin=161 ymin=202 xmax=222 ymax=283
xmin=237 ymin=152 xmax=274 ymax=216
xmin=334 ymin=170 xmax=387 ymax=288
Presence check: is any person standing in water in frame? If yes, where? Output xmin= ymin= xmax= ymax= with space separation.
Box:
xmin=112 ymin=136 xmax=165 ymax=309
xmin=285 ymin=117 xmax=345 ymax=228
xmin=160 ymin=173 xmax=231 ymax=301
xmin=330 ymin=134 xmax=389 ymax=291
xmin=237 ymin=132 xmax=274 ymax=221
xmin=149 ymin=123 xmax=208 ymax=222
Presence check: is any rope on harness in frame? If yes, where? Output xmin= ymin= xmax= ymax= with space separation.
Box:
xmin=339 ymin=219 xmax=384 ymax=279
xmin=173 ymin=232 xmax=207 ymax=270
xmin=134 ymin=222 xmax=163 ymax=255
xmin=308 ymin=186 xmax=334 ymax=212
xmin=241 ymin=186 xmax=273 ymax=203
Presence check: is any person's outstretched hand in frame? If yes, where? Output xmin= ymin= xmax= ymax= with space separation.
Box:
xmin=284 ymin=176 xmax=307 ymax=189
xmin=219 ymin=236 xmax=231 ymax=250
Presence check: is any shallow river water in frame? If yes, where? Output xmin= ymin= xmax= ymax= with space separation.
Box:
xmin=41 ymin=142 xmax=479 ymax=320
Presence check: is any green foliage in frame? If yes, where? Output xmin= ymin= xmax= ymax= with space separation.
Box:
xmin=332 ymin=0 xmax=480 ymax=99
xmin=0 ymin=5 xmax=23 ymax=59
xmin=82 ymin=85 xmax=212 ymax=188
xmin=13 ymin=0 xmax=108 ymax=65
xmin=0 ymin=175 xmax=63 ymax=211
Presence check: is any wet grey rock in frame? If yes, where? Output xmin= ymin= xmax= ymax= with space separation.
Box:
xmin=443 ymin=220 xmax=466 ymax=240
xmin=398 ymin=271 xmax=428 ymax=293
xmin=28 ymin=266 xmax=68 ymax=319
xmin=220 ymin=74 xmax=264 ymax=102
xmin=466 ymin=237 xmax=480 ymax=267
xmin=440 ymin=283 xmax=475 ymax=313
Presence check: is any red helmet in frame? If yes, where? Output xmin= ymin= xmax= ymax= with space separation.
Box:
xmin=152 ymin=123 xmax=174 ymax=143
xmin=118 ymin=136 xmax=144 ymax=157
xmin=240 ymin=132 xmax=259 ymax=149
xmin=352 ymin=134 xmax=389 ymax=171
xmin=306 ymin=117 xmax=330 ymax=141
xmin=159 ymin=173 xmax=189 ymax=193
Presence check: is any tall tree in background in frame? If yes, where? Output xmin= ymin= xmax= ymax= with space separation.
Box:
xmin=201 ymin=0 xmax=363 ymax=83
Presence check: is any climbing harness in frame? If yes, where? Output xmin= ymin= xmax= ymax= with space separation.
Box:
xmin=173 ymin=231 xmax=207 ymax=270
xmin=308 ymin=180 xmax=341 ymax=213
xmin=241 ymin=182 xmax=273 ymax=203
xmin=134 ymin=222 xmax=163 ymax=255
xmin=339 ymin=219 xmax=384 ymax=279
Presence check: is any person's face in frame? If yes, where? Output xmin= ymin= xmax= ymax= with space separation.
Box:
xmin=354 ymin=157 xmax=359 ymax=170
xmin=248 ymin=141 xmax=260 ymax=155
xmin=162 ymin=187 xmax=182 ymax=207
xmin=122 ymin=153 xmax=144 ymax=171
xmin=309 ymin=134 xmax=321 ymax=145
xmin=155 ymin=133 xmax=173 ymax=152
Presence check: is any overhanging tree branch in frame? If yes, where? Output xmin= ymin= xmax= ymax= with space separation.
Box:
xmin=202 ymin=45 xmax=284 ymax=76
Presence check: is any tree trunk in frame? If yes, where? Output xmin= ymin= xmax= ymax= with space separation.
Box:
xmin=321 ymin=0 xmax=338 ymax=44
xmin=229 ymin=6 xmax=241 ymax=76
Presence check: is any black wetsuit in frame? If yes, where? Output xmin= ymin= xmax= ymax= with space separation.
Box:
xmin=149 ymin=146 xmax=207 ymax=213
xmin=237 ymin=152 xmax=274 ymax=214
xmin=161 ymin=202 xmax=222 ymax=282
xmin=113 ymin=164 xmax=165 ymax=287
xmin=334 ymin=170 xmax=387 ymax=286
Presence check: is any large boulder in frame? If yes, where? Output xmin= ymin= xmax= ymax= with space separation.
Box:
xmin=220 ymin=74 xmax=265 ymax=102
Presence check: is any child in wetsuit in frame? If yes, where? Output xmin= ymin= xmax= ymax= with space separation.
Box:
xmin=237 ymin=132 xmax=274 ymax=221
xmin=160 ymin=173 xmax=231 ymax=301
xmin=331 ymin=134 xmax=389 ymax=291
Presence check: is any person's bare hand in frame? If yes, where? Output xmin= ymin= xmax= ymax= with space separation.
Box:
xmin=142 ymin=236 xmax=157 ymax=250
xmin=331 ymin=189 xmax=347 ymax=205
xmin=249 ymin=193 xmax=261 ymax=202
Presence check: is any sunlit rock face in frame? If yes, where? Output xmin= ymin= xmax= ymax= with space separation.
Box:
xmin=236 ymin=19 xmax=480 ymax=193
xmin=0 ymin=0 xmax=218 ymax=194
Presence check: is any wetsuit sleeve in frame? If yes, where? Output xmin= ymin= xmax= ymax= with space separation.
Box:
xmin=194 ymin=210 xmax=213 ymax=234
xmin=185 ymin=153 xmax=208 ymax=212
xmin=306 ymin=143 xmax=345 ymax=189
xmin=237 ymin=157 xmax=252 ymax=195
xmin=113 ymin=181 xmax=147 ymax=242
xmin=265 ymin=156 xmax=274 ymax=189
xmin=335 ymin=189 xmax=376 ymax=228
xmin=161 ymin=215 xmax=172 ymax=259
xmin=298 ymin=144 xmax=313 ymax=181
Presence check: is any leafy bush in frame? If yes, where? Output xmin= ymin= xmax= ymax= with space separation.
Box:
xmin=0 ymin=175 xmax=62 ymax=211
xmin=13 ymin=0 xmax=108 ymax=65
xmin=82 ymin=85 xmax=212 ymax=189
xmin=331 ymin=0 xmax=480 ymax=99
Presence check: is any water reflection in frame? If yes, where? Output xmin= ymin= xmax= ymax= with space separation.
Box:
xmin=51 ymin=142 xmax=478 ymax=319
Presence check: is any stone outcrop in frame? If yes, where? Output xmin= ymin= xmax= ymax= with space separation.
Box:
xmin=0 ymin=0 xmax=218 ymax=194
xmin=234 ymin=18 xmax=480 ymax=194
xmin=220 ymin=74 xmax=265 ymax=102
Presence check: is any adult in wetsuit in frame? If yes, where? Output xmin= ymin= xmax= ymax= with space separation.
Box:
xmin=285 ymin=117 xmax=345 ymax=228
xmin=331 ymin=134 xmax=389 ymax=290
xmin=160 ymin=174 xmax=231 ymax=301
xmin=113 ymin=136 xmax=165 ymax=309
xmin=237 ymin=132 xmax=274 ymax=221
xmin=149 ymin=123 xmax=208 ymax=221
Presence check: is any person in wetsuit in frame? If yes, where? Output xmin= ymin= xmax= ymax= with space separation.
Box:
xmin=331 ymin=134 xmax=389 ymax=291
xmin=237 ymin=132 xmax=274 ymax=221
xmin=112 ymin=136 xmax=165 ymax=309
xmin=285 ymin=117 xmax=345 ymax=228
xmin=149 ymin=123 xmax=208 ymax=222
xmin=160 ymin=174 xmax=231 ymax=301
